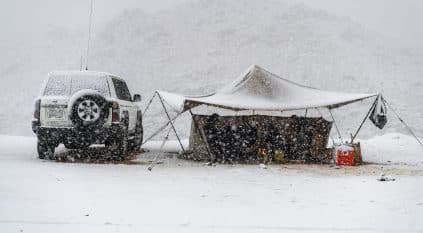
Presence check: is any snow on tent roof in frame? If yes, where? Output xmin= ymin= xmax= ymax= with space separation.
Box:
xmin=157 ymin=65 xmax=378 ymax=113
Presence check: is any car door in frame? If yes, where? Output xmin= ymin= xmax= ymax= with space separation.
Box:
xmin=111 ymin=77 xmax=137 ymax=132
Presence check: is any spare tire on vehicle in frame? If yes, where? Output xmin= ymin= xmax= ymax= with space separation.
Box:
xmin=68 ymin=90 xmax=109 ymax=129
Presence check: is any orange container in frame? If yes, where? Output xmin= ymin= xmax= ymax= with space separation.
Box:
xmin=336 ymin=145 xmax=355 ymax=166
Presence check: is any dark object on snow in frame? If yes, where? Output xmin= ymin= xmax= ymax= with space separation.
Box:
xmin=377 ymin=174 xmax=396 ymax=182
xmin=369 ymin=95 xmax=387 ymax=129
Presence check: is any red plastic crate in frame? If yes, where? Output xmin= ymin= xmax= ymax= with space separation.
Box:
xmin=336 ymin=147 xmax=355 ymax=166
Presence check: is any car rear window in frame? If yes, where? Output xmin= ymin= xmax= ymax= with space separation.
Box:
xmin=112 ymin=78 xmax=132 ymax=101
xmin=44 ymin=75 xmax=110 ymax=97
xmin=43 ymin=75 xmax=71 ymax=96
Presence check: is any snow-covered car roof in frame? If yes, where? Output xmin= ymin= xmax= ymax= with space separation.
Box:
xmin=47 ymin=70 xmax=123 ymax=80
xmin=40 ymin=70 xmax=123 ymax=97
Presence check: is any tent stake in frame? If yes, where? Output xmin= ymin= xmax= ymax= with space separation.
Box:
xmin=328 ymin=109 xmax=343 ymax=143
xmin=189 ymin=110 xmax=215 ymax=162
xmin=157 ymin=94 xmax=186 ymax=154
xmin=383 ymin=98 xmax=423 ymax=147
xmin=350 ymin=96 xmax=379 ymax=143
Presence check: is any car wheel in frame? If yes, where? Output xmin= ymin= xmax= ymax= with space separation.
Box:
xmin=37 ymin=140 xmax=55 ymax=160
xmin=106 ymin=130 xmax=129 ymax=160
xmin=129 ymin=125 xmax=143 ymax=152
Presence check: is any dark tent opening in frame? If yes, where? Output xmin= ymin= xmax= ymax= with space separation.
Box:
xmin=186 ymin=114 xmax=333 ymax=163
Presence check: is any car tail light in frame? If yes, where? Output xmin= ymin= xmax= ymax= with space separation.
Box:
xmin=111 ymin=102 xmax=120 ymax=122
xmin=34 ymin=99 xmax=41 ymax=120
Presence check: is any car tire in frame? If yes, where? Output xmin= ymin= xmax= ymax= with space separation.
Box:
xmin=69 ymin=93 xmax=109 ymax=129
xmin=106 ymin=130 xmax=129 ymax=160
xmin=129 ymin=123 xmax=143 ymax=152
xmin=37 ymin=140 xmax=55 ymax=160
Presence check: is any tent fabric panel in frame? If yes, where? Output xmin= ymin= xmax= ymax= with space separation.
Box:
xmin=156 ymin=65 xmax=378 ymax=113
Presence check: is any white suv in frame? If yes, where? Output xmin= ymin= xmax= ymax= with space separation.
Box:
xmin=32 ymin=71 xmax=143 ymax=160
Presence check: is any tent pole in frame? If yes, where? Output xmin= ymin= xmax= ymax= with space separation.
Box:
xmin=142 ymin=92 xmax=157 ymax=117
xmin=350 ymin=96 xmax=379 ymax=143
xmin=328 ymin=108 xmax=343 ymax=143
xmin=189 ymin=110 xmax=214 ymax=162
xmin=147 ymin=126 xmax=173 ymax=171
xmin=142 ymin=113 xmax=180 ymax=145
xmin=383 ymin=98 xmax=423 ymax=147
xmin=316 ymin=108 xmax=335 ymax=146
xmin=157 ymin=94 xmax=186 ymax=153
xmin=305 ymin=108 xmax=308 ymax=117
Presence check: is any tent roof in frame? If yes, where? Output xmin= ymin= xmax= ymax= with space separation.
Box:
xmin=157 ymin=65 xmax=378 ymax=113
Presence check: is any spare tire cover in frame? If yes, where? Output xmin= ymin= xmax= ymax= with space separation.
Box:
xmin=68 ymin=89 xmax=109 ymax=128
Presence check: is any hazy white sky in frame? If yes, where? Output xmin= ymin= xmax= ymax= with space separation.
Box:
xmin=1 ymin=0 xmax=422 ymax=48
xmin=304 ymin=0 xmax=423 ymax=48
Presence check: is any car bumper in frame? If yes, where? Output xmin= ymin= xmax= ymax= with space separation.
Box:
xmin=34 ymin=122 xmax=126 ymax=145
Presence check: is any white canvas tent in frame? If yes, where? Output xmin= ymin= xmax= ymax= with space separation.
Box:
xmin=142 ymin=65 xmax=389 ymax=155
xmin=156 ymin=65 xmax=378 ymax=113
xmin=142 ymin=65 xmax=422 ymax=166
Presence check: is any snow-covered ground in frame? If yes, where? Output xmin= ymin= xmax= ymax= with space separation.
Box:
xmin=1 ymin=134 xmax=423 ymax=233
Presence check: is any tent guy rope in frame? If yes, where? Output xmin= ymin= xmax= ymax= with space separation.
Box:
xmin=350 ymin=95 xmax=379 ymax=143
xmin=158 ymin=93 xmax=186 ymax=153
xmin=142 ymin=92 xmax=157 ymax=117
xmin=328 ymin=109 xmax=344 ymax=142
xmin=383 ymin=98 xmax=423 ymax=147
xmin=148 ymin=126 xmax=172 ymax=171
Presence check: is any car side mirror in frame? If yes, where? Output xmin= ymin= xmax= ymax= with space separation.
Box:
xmin=133 ymin=94 xmax=142 ymax=102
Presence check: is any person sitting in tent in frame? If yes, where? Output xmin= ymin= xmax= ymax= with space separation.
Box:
xmin=273 ymin=130 xmax=287 ymax=163
xmin=238 ymin=120 xmax=257 ymax=162
xmin=294 ymin=117 xmax=308 ymax=161
xmin=204 ymin=113 xmax=221 ymax=163
xmin=220 ymin=118 xmax=241 ymax=163
xmin=230 ymin=122 xmax=242 ymax=162
xmin=286 ymin=115 xmax=302 ymax=160
xmin=258 ymin=120 xmax=277 ymax=164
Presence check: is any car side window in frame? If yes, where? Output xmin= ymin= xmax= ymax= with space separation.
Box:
xmin=112 ymin=78 xmax=132 ymax=101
